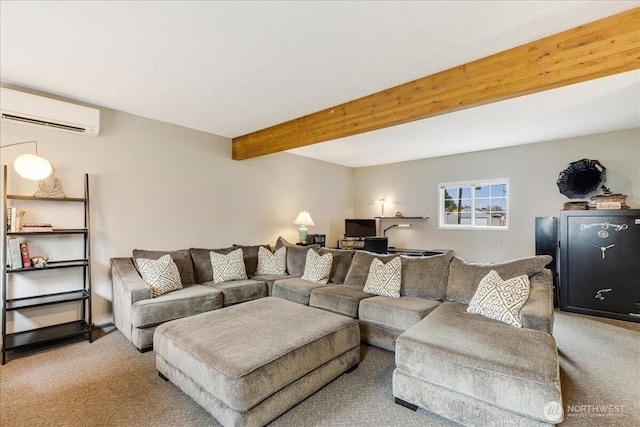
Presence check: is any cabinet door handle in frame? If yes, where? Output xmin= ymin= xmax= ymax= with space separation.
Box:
xmin=595 ymin=289 xmax=612 ymax=300
xmin=592 ymin=243 xmax=615 ymax=259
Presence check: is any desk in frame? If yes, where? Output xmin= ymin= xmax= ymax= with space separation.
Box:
xmin=388 ymin=248 xmax=449 ymax=257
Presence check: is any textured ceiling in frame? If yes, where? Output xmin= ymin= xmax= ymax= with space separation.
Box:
xmin=1 ymin=1 xmax=638 ymax=167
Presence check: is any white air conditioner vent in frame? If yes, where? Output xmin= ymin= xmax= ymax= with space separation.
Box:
xmin=1 ymin=88 xmax=100 ymax=137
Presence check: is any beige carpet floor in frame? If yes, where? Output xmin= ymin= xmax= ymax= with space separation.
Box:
xmin=0 ymin=310 xmax=638 ymax=427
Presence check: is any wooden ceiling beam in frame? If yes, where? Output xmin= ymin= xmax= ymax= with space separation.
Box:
xmin=232 ymin=8 xmax=640 ymax=160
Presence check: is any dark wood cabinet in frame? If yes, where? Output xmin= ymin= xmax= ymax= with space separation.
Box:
xmin=559 ymin=209 xmax=640 ymax=322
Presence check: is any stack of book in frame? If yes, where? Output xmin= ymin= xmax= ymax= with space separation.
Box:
xmin=20 ymin=223 xmax=54 ymax=232
xmin=6 ymin=207 xmax=26 ymax=232
xmin=6 ymin=238 xmax=29 ymax=269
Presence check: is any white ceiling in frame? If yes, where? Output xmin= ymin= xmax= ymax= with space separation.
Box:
xmin=1 ymin=1 xmax=638 ymax=168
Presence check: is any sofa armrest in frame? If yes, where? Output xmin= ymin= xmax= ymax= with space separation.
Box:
xmin=111 ymin=257 xmax=152 ymax=341
xmin=111 ymin=257 xmax=152 ymax=302
xmin=521 ymin=269 xmax=554 ymax=334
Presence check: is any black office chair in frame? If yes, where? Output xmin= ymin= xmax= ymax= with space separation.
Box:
xmin=364 ymin=237 xmax=389 ymax=254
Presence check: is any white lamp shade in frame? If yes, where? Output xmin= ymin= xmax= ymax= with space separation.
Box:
xmin=293 ymin=211 xmax=315 ymax=226
xmin=14 ymin=154 xmax=53 ymax=180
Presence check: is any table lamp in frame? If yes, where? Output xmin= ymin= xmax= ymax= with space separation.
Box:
xmin=294 ymin=211 xmax=315 ymax=242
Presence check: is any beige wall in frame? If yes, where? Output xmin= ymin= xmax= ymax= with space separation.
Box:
xmin=352 ymin=128 xmax=639 ymax=262
xmin=2 ymin=91 xmax=638 ymax=330
xmin=1 ymin=105 xmax=353 ymax=327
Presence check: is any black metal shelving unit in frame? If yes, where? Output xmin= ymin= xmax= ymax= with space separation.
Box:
xmin=2 ymin=165 xmax=92 ymax=363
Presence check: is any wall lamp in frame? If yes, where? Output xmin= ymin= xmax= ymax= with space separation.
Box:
xmin=0 ymin=140 xmax=53 ymax=180
xmin=376 ymin=199 xmax=391 ymax=217
xmin=383 ymin=223 xmax=412 ymax=236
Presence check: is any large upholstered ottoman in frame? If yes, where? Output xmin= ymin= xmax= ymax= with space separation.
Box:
xmin=154 ymin=297 xmax=360 ymax=427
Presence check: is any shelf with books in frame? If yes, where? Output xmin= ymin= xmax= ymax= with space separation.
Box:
xmin=8 ymin=228 xmax=88 ymax=236
xmin=2 ymin=165 xmax=92 ymax=364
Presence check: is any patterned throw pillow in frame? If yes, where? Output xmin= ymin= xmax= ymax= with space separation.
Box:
xmin=135 ymin=254 xmax=183 ymax=297
xmin=210 ymin=248 xmax=248 ymax=284
xmin=255 ymin=246 xmax=287 ymax=275
xmin=301 ymin=249 xmax=333 ymax=284
xmin=363 ymin=256 xmax=401 ymax=298
xmin=467 ymin=270 xmax=530 ymax=327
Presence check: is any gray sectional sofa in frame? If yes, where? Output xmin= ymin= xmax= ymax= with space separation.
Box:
xmin=111 ymin=240 xmax=562 ymax=426
xmin=111 ymin=241 xmax=315 ymax=351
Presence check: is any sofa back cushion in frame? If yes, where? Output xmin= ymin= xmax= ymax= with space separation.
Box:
xmin=344 ymin=251 xmax=398 ymax=288
xmin=445 ymin=255 xmax=552 ymax=305
xmin=275 ymin=236 xmax=320 ymax=276
xmin=189 ymin=247 xmax=234 ymax=283
xmin=401 ymin=252 xmax=453 ymax=300
xmin=233 ymin=244 xmax=271 ymax=277
xmin=133 ymin=249 xmax=195 ymax=285
xmin=318 ymin=248 xmax=355 ymax=284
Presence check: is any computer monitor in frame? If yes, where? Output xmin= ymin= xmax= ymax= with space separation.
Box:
xmin=345 ymin=219 xmax=377 ymax=238
xmin=364 ymin=237 xmax=388 ymax=254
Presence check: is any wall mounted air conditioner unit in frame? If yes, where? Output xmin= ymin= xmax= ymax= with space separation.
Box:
xmin=1 ymin=88 xmax=100 ymax=137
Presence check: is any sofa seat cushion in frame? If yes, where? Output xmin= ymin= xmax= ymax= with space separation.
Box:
xmin=203 ymin=279 xmax=268 ymax=306
xmin=131 ymin=283 xmax=222 ymax=328
xmin=358 ymin=296 xmax=441 ymax=332
xmin=396 ymin=301 xmax=561 ymax=421
xmin=250 ymin=274 xmax=293 ymax=295
xmin=309 ymin=285 xmax=373 ymax=318
xmin=272 ymin=277 xmax=334 ymax=305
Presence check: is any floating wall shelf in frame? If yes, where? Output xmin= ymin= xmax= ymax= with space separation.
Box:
xmin=375 ymin=216 xmax=429 ymax=220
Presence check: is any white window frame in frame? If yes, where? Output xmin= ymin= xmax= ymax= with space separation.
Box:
xmin=438 ymin=178 xmax=510 ymax=230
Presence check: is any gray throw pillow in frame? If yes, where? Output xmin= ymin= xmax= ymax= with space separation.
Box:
xmin=233 ymin=244 xmax=271 ymax=277
xmin=135 ymin=254 xmax=183 ymax=297
xmin=255 ymin=246 xmax=287 ymax=275
xmin=301 ymin=249 xmax=333 ymax=284
xmin=275 ymin=236 xmax=320 ymax=276
xmin=467 ymin=270 xmax=531 ymax=327
xmin=344 ymin=251 xmax=398 ymax=288
xmin=445 ymin=255 xmax=552 ymax=305
xmin=210 ymin=248 xmax=248 ymax=284
xmin=318 ymin=247 xmax=355 ymax=284
xmin=363 ymin=256 xmax=402 ymax=298
xmin=189 ymin=247 xmax=234 ymax=283
xmin=133 ymin=249 xmax=195 ymax=285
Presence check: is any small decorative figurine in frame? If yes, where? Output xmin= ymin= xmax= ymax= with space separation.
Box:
xmin=30 ymin=256 xmax=49 ymax=268
xmin=34 ymin=166 xmax=65 ymax=198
